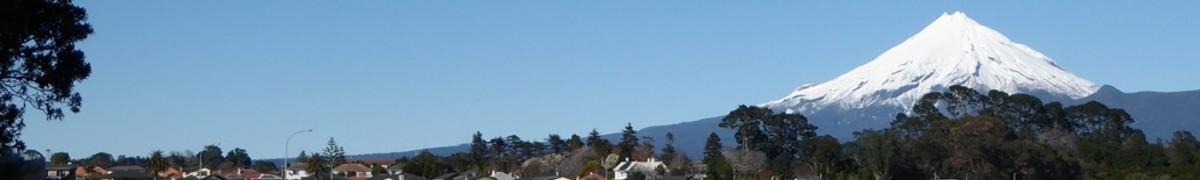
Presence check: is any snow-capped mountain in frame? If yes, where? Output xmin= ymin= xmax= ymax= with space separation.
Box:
xmin=764 ymin=11 xmax=1099 ymax=117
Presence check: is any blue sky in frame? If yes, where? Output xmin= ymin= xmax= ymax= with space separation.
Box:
xmin=24 ymin=1 xmax=1199 ymax=159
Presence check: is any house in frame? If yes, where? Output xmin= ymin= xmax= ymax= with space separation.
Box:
xmin=77 ymin=166 xmax=111 ymax=179
xmin=385 ymin=163 xmax=405 ymax=176
xmin=334 ymin=163 xmax=374 ymax=179
xmin=489 ymin=171 xmax=516 ymax=180
xmin=186 ymin=167 xmax=215 ymax=178
xmin=220 ymin=168 xmax=262 ymax=180
xmin=611 ymin=157 xmax=668 ymax=180
xmin=158 ymin=167 xmax=186 ymax=179
xmin=258 ymin=173 xmax=285 ymax=180
xmin=47 ymin=164 xmax=76 ymax=179
xmin=285 ymin=163 xmax=310 ymax=180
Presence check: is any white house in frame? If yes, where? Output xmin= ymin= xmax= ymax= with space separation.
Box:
xmin=285 ymin=163 xmax=310 ymax=180
xmin=185 ymin=167 xmax=213 ymax=178
xmin=490 ymin=170 xmax=516 ymax=180
xmin=612 ymin=157 xmax=668 ymax=180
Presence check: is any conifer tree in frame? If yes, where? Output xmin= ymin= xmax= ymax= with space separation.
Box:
xmin=324 ymin=137 xmax=346 ymax=166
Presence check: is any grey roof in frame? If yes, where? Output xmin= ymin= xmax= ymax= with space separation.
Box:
xmin=615 ymin=162 xmax=634 ymax=171
xmin=387 ymin=163 xmax=405 ymax=171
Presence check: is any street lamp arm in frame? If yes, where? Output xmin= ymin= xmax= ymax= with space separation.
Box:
xmin=284 ymin=129 xmax=312 ymax=179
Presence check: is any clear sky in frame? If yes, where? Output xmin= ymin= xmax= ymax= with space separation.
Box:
xmin=24 ymin=1 xmax=1199 ymax=159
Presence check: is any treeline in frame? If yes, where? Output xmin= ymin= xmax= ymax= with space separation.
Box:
xmin=397 ymin=123 xmax=693 ymax=179
xmin=698 ymin=85 xmax=1200 ymax=179
xmin=50 ymin=144 xmax=278 ymax=176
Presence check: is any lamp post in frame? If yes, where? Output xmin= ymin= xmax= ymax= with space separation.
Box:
xmin=284 ymin=129 xmax=312 ymax=179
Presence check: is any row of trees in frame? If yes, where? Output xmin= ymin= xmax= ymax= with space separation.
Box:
xmin=392 ymin=123 xmax=694 ymax=179
xmin=52 ymin=144 xmax=280 ymax=176
xmin=51 ymin=137 xmax=353 ymax=179
xmin=698 ymin=85 xmax=1200 ymax=179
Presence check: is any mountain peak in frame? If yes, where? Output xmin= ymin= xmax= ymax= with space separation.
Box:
xmin=935 ymin=11 xmax=975 ymax=24
xmin=764 ymin=12 xmax=1100 ymax=115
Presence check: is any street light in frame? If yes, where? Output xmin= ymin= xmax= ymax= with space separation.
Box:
xmin=284 ymin=129 xmax=313 ymax=179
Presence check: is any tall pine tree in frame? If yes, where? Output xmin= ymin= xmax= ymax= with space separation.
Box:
xmin=660 ymin=132 xmax=677 ymax=161
xmin=324 ymin=137 xmax=346 ymax=166
xmin=704 ymin=132 xmax=732 ymax=180
xmin=619 ymin=123 xmax=639 ymax=159
xmin=567 ymin=134 xmax=584 ymax=151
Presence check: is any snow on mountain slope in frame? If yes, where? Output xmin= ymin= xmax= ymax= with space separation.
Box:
xmin=764 ymin=11 xmax=1099 ymax=115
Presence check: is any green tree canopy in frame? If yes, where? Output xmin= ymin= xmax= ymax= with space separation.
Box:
xmin=49 ymin=152 xmax=69 ymax=165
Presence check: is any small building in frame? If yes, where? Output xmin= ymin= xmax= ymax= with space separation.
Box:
xmin=186 ymin=167 xmax=215 ymax=179
xmin=158 ymin=167 xmax=185 ymax=179
xmin=385 ymin=163 xmax=405 ymax=176
xmin=46 ymin=164 xmax=76 ymax=180
xmin=489 ymin=171 xmax=516 ymax=180
xmin=77 ymin=166 xmax=111 ymax=179
xmin=612 ymin=158 xmax=668 ymax=180
xmin=220 ymin=168 xmax=262 ymax=180
xmin=285 ymin=163 xmax=310 ymax=180
xmin=334 ymin=163 xmax=374 ymax=179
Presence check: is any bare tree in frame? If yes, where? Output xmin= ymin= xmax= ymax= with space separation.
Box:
xmin=523 ymin=153 xmax=565 ymax=177
xmin=557 ymin=147 xmax=597 ymax=178
xmin=632 ymin=137 xmax=655 ymax=161
xmin=722 ymin=149 xmax=765 ymax=179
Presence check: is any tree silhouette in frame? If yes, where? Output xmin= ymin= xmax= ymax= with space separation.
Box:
xmin=146 ymin=151 xmax=167 ymax=177
xmin=0 ymin=0 xmax=94 ymax=159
